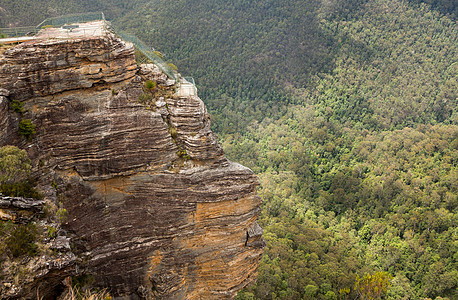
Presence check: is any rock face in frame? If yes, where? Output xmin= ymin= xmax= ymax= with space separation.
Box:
xmin=0 ymin=28 xmax=264 ymax=299
xmin=0 ymin=196 xmax=77 ymax=299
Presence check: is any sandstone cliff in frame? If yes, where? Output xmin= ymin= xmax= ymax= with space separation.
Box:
xmin=0 ymin=26 xmax=264 ymax=299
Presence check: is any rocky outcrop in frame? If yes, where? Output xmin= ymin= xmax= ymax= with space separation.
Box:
xmin=0 ymin=34 xmax=137 ymax=101
xmin=0 ymin=88 xmax=19 ymax=146
xmin=0 ymin=27 xmax=264 ymax=299
xmin=0 ymin=195 xmax=76 ymax=299
xmin=0 ymin=195 xmax=44 ymax=223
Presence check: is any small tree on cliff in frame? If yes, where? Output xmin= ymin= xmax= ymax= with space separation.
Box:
xmin=0 ymin=145 xmax=31 ymax=186
xmin=18 ymin=119 xmax=36 ymax=140
xmin=0 ymin=145 xmax=39 ymax=197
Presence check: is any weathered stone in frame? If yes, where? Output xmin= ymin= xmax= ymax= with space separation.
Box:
xmin=0 ymin=27 xmax=263 ymax=299
xmin=0 ymin=252 xmax=77 ymax=299
xmin=0 ymin=195 xmax=45 ymax=223
xmin=0 ymin=34 xmax=137 ymax=102
xmin=0 ymin=88 xmax=9 ymax=97
xmin=0 ymin=95 xmax=19 ymax=146
xmin=51 ymin=236 xmax=71 ymax=250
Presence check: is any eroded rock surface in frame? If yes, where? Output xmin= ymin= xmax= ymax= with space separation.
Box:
xmin=0 ymin=27 xmax=264 ymax=299
xmin=0 ymin=195 xmax=76 ymax=299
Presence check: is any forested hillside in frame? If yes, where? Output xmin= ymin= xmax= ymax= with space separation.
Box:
xmin=0 ymin=0 xmax=147 ymax=27
xmin=119 ymin=0 xmax=457 ymax=298
xmin=1 ymin=0 xmax=457 ymax=299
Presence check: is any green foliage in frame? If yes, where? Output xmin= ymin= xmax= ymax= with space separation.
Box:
xmin=354 ymin=272 xmax=393 ymax=299
xmin=0 ymin=181 xmax=41 ymax=198
xmin=176 ymin=148 xmax=190 ymax=161
xmin=313 ymin=0 xmax=457 ymax=130
xmin=4 ymin=223 xmax=38 ymax=258
xmin=324 ymin=291 xmax=337 ymax=300
xmin=18 ymin=119 xmax=36 ymax=140
xmin=406 ymin=0 xmax=457 ymax=19
xmin=153 ymin=51 xmax=163 ymax=59
xmin=56 ymin=207 xmax=68 ymax=223
xmin=0 ymin=146 xmax=40 ymax=198
xmin=304 ymin=285 xmax=319 ymax=299
xmin=169 ymin=126 xmax=177 ymax=140
xmin=144 ymin=80 xmax=157 ymax=90
xmin=138 ymin=92 xmax=153 ymax=104
xmin=72 ymin=274 xmax=96 ymax=289
xmin=166 ymin=62 xmax=178 ymax=72
xmin=9 ymin=100 xmax=24 ymax=114
xmin=47 ymin=226 xmax=57 ymax=238
xmin=233 ymin=115 xmax=457 ymax=298
xmin=0 ymin=145 xmax=31 ymax=185
xmin=134 ymin=49 xmax=151 ymax=64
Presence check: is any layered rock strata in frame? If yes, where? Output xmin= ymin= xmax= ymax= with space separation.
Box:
xmin=0 ymin=28 xmax=264 ymax=299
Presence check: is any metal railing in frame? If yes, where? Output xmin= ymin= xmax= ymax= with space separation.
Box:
xmin=0 ymin=12 xmax=105 ymax=39
xmin=176 ymin=77 xmax=198 ymax=97
xmin=36 ymin=12 xmax=105 ymax=29
xmin=112 ymin=27 xmax=177 ymax=81
xmin=0 ymin=26 xmax=39 ymax=38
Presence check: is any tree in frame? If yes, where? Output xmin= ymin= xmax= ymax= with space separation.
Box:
xmin=18 ymin=119 xmax=36 ymax=140
xmin=0 ymin=146 xmax=32 ymax=185
xmin=354 ymin=272 xmax=393 ymax=300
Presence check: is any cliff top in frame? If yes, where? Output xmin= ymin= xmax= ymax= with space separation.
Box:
xmin=36 ymin=20 xmax=107 ymax=40
xmin=0 ymin=12 xmax=108 ymax=44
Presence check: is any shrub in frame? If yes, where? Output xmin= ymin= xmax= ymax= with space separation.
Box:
xmin=144 ymin=80 xmax=157 ymax=90
xmin=47 ymin=226 xmax=57 ymax=238
xmin=169 ymin=126 xmax=177 ymax=139
xmin=0 ymin=145 xmax=31 ymax=185
xmin=167 ymin=62 xmax=178 ymax=72
xmin=0 ymin=181 xmax=41 ymax=198
xmin=0 ymin=146 xmax=40 ymax=198
xmin=153 ymin=51 xmax=164 ymax=59
xmin=6 ymin=223 xmax=38 ymax=257
xmin=176 ymin=149 xmax=190 ymax=161
xmin=18 ymin=119 xmax=36 ymax=140
xmin=9 ymin=100 xmax=24 ymax=114
xmin=56 ymin=207 xmax=68 ymax=223
xmin=138 ymin=93 xmax=153 ymax=104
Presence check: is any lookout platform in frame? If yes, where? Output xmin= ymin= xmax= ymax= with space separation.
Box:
xmin=36 ymin=20 xmax=106 ymax=39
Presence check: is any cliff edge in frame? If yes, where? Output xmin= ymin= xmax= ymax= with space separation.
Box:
xmin=0 ymin=22 xmax=264 ymax=299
